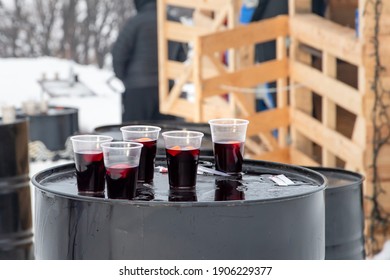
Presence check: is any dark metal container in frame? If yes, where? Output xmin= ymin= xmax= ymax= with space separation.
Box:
xmin=307 ymin=167 xmax=365 ymax=260
xmin=25 ymin=106 xmax=79 ymax=151
xmin=94 ymin=121 xmax=213 ymax=156
xmin=0 ymin=117 xmax=34 ymax=260
xmin=32 ymin=156 xmax=326 ymax=260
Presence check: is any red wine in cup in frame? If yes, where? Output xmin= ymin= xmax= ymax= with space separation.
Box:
xmin=106 ymin=163 xmax=138 ymax=199
xmin=74 ymin=151 xmax=105 ymax=193
xmin=133 ymin=138 xmax=157 ymax=183
xmin=213 ymin=141 xmax=244 ymax=174
xmin=166 ymin=146 xmax=200 ymax=189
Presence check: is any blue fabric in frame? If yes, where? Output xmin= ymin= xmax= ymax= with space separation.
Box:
xmin=240 ymin=6 xmax=255 ymax=24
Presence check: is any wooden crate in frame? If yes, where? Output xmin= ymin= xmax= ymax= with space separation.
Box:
xmin=288 ymin=0 xmax=390 ymax=256
xmin=157 ymin=0 xmax=390 ymax=256
xmin=157 ymin=0 xmax=242 ymax=122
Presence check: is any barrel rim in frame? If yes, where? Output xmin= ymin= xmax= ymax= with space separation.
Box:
xmin=0 ymin=116 xmax=28 ymax=126
xmin=16 ymin=106 xmax=78 ymax=119
xmin=304 ymin=166 xmax=365 ymax=190
xmin=31 ymin=156 xmax=327 ymax=207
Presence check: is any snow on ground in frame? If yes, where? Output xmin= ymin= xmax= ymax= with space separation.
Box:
xmin=0 ymin=57 xmax=123 ymax=132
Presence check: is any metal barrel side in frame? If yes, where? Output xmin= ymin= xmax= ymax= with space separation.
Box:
xmin=307 ymin=167 xmax=365 ymax=260
xmin=0 ymin=118 xmax=34 ymax=260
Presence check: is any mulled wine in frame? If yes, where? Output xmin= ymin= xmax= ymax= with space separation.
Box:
xmin=106 ymin=163 xmax=138 ymax=199
xmin=74 ymin=151 xmax=105 ymax=193
xmin=166 ymin=146 xmax=200 ymax=189
xmin=134 ymin=138 xmax=157 ymax=183
xmin=213 ymin=141 xmax=244 ymax=174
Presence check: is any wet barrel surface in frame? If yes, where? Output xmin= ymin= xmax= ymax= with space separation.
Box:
xmin=307 ymin=167 xmax=365 ymax=260
xmin=0 ymin=118 xmax=34 ymax=260
xmin=32 ymin=156 xmax=326 ymax=260
xmin=94 ymin=121 xmax=213 ymax=156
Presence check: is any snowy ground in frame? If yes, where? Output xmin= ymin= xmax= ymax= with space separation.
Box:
xmin=0 ymin=57 xmax=123 ymax=132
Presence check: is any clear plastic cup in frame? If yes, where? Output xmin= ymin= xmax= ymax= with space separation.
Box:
xmin=120 ymin=125 xmax=161 ymax=183
xmin=101 ymin=141 xmax=143 ymax=199
xmin=70 ymin=134 xmax=113 ymax=194
xmin=208 ymin=118 xmax=249 ymax=174
xmin=162 ymin=131 xmax=204 ymax=190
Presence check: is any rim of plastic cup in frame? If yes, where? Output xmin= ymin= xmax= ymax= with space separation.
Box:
xmin=120 ymin=125 xmax=162 ymax=133
xmin=161 ymin=130 xmax=204 ymax=139
xmin=208 ymin=118 xmax=249 ymax=126
xmin=70 ymin=134 xmax=113 ymax=143
xmin=101 ymin=141 xmax=143 ymax=150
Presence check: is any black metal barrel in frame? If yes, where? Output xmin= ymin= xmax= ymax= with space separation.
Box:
xmin=0 ymin=117 xmax=34 ymax=260
xmin=24 ymin=106 xmax=79 ymax=151
xmin=94 ymin=121 xmax=213 ymax=156
xmin=307 ymin=167 xmax=365 ymax=260
xmin=32 ymin=157 xmax=326 ymax=260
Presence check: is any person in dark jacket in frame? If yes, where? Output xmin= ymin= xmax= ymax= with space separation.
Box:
xmin=112 ymin=0 xmax=177 ymax=122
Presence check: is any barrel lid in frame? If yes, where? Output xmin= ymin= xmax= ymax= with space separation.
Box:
xmin=305 ymin=167 xmax=364 ymax=190
xmin=0 ymin=116 xmax=28 ymax=126
xmin=32 ymin=156 xmax=326 ymax=206
xmin=17 ymin=106 xmax=78 ymax=118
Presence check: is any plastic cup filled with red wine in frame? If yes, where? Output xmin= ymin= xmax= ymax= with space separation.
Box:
xmin=101 ymin=141 xmax=143 ymax=200
xmin=208 ymin=118 xmax=249 ymax=174
xmin=162 ymin=131 xmax=204 ymax=190
xmin=70 ymin=134 xmax=113 ymax=194
xmin=120 ymin=125 xmax=161 ymax=183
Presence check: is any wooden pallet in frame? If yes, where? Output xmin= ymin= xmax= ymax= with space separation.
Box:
xmin=157 ymin=0 xmax=390 ymax=256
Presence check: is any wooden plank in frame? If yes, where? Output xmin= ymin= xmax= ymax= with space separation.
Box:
xmin=322 ymin=52 xmax=337 ymax=167
xmin=289 ymin=29 xmax=313 ymax=158
xmin=158 ymin=0 xmax=169 ymax=104
xmin=162 ymin=65 xmax=193 ymax=112
xmin=165 ymin=0 xmax=233 ymax=10
xmin=212 ymin=5 xmax=229 ymax=30
xmin=229 ymin=92 xmax=255 ymax=117
xmin=290 ymin=61 xmax=362 ymax=116
xmin=259 ymin=132 xmax=280 ymax=151
xmin=201 ymin=96 xmax=234 ymax=121
xmin=246 ymin=108 xmax=290 ymax=136
xmin=277 ymin=36 xmax=288 ymax=148
xmin=226 ymin=0 xmax=240 ymax=74
xmin=290 ymin=14 xmax=362 ymax=66
xmin=291 ymin=109 xmax=364 ymax=165
xmin=199 ymin=15 xmax=289 ymax=54
xmin=345 ymin=116 xmax=366 ymax=171
xmin=289 ymin=0 xmax=312 ymax=15
xmin=290 ymin=147 xmax=320 ymax=166
xmin=202 ymin=58 xmax=289 ymax=98
xmin=167 ymin=61 xmax=193 ymax=82
xmin=203 ymin=54 xmax=228 ymax=77
xmin=193 ymin=9 xmax=214 ymax=28
xmin=250 ymin=147 xmax=291 ymax=163
xmin=193 ymin=30 xmax=202 ymax=122
xmin=167 ymin=99 xmax=196 ymax=120
xmin=245 ymin=138 xmax=266 ymax=155
xmin=165 ymin=21 xmax=209 ymax=42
